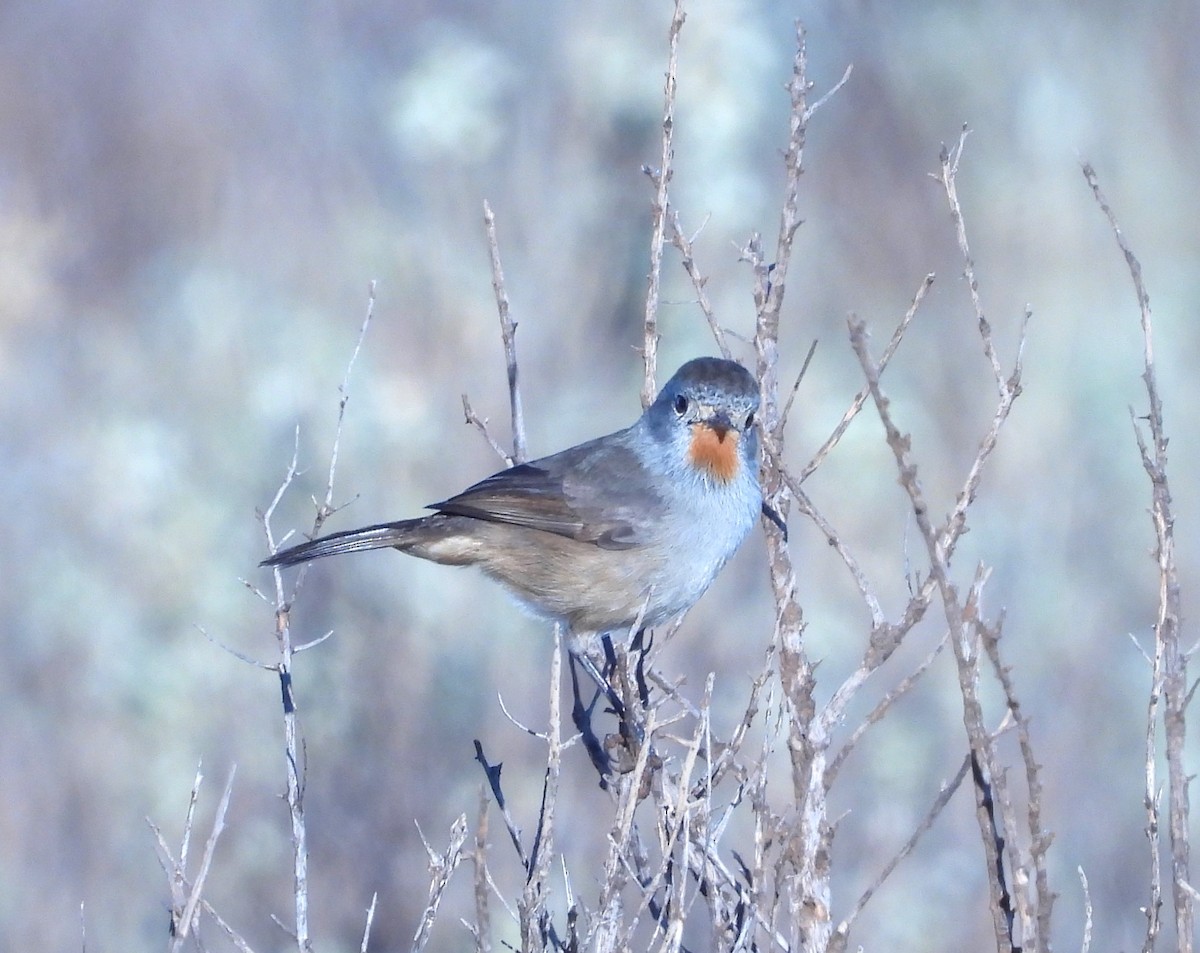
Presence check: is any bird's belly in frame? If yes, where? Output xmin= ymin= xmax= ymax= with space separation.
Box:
xmin=478 ymin=536 xmax=667 ymax=633
xmin=474 ymin=510 xmax=749 ymax=635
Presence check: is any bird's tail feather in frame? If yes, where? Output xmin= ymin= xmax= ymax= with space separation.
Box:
xmin=260 ymin=520 xmax=421 ymax=568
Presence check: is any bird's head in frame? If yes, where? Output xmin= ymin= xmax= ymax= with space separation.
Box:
xmin=646 ymin=357 xmax=760 ymax=485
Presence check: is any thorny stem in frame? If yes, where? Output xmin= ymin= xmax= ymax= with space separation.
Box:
xmin=750 ymin=23 xmax=849 ymax=953
xmin=259 ymin=288 xmax=377 ymax=952
xmin=1082 ymin=161 xmax=1190 ymax=953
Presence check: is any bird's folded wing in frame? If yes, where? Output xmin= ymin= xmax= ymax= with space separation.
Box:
xmin=428 ymin=437 xmax=657 ymax=550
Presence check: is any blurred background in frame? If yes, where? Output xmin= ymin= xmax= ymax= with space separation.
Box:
xmin=2 ymin=0 xmax=1198 ymax=949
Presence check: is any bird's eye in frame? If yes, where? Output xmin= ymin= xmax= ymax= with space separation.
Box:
xmin=673 ymin=394 xmax=689 ymax=416
xmin=745 ymin=411 xmax=755 ymax=429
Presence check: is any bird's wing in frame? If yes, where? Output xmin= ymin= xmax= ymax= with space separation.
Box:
xmin=429 ymin=434 xmax=658 ymax=550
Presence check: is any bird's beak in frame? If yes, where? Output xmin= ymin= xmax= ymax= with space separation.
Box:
xmin=702 ymin=411 xmax=736 ymax=441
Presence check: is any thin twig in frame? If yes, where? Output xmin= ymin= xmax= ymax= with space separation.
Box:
xmin=936 ymin=129 xmax=1005 ymax=388
xmin=317 ymin=281 xmax=377 ymax=532
xmin=177 ymin=767 xmax=238 ymax=947
xmin=462 ymin=394 xmax=515 ymax=467
xmin=258 ymin=288 xmax=378 ymax=951
xmin=482 ymin=201 xmax=527 ymax=463
xmin=849 ymin=316 xmax=1014 ymax=950
xmin=260 ymin=425 xmax=302 ymax=557
xmin=1083 ymin=160 xmax=1188 ymax=953
xmin=411 ymin=817 xmax=469 ymax=953
xmin=149 ymin=766 xmax=241 ymax=951
xmin=472 ymin=741 xmax=531 ymax=874
xmin=294 ymin=630 xmax=335 ymax=653
xmin=199 ymin=899 xmax=257 ymax=953
xmin=801 ymin=273 xmax=933 ymax=481
xmin=779 ymin=339 xmax=818 ymax=436
xmin=825 ymin=631 xmax=949 ymax=784
xmin=1078 ymin=868 xmax=1093 ymax=953
xmin=980 ymin=605 xmax=1056 ymax=945
xmin=782 ymin=472 xmax=884 ymax=630
xmin=471 ymin=789 xmax=493 ymax=953
xmin=361 ymin=892 xmax=378 ymax=953
xmin=967 ymin=571 xmax=1033 ymax=947
xmin=748 ymin=24 xmax=852 ymax=953
xmin=834 ymin=753 xmax=971 ymax=939
xmin=641 ymin=0 xmax=685 ymax=406
xmin=519 ymin=624 xmax=565 ymax=951
xmin=667 ymin=209 xmax=732 ymax=359
xmin=590 ymin=704 xmax=664 ymax=950
xmin=934 ymin=143 xmax=1028 ymax=561
xmin=180 ymin=762 xmax=202 ymax=875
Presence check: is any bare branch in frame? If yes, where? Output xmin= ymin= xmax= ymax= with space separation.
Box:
xmin=471 ymin=789 xmax=493 ymax=953
xmin=780 ymin=469 xmax=884 ymax=630
xmin=294 ymin=630 xmax=335 ymax=654
xmin=360 ymin=892 xmax=378 ymax=953
xmin=779 ymin=339 xmax=818 ymax=435
xmin=835 ymin=753 xmax=971 ymax=938
xmin=980 ymin=606 xmax=1056 ymax=945
xmin=260 ymin=425 xmax=303 ymax=558
xmin=461 ymin=393 xmax=516 ymax=467
xmin=934 ymin=128 xmax=1005 ymax=388
xmin=177 ymin=766 xmax=237 ymax=947
xmin=411 ymin=816 xmax=469 ymax=953
xmin=196 ymin=624 xmax=272 ymax=668
xmin=1078 ymin=868 xmax=1093 ymax=953
xmin=826 ymin=630 xmax=949 ymax=784
xmin=1083 ymin=160 xmax=1189 ymax=953
xmin=472 ymin=741 xmax=531 ymax=874
xmin=202 ymin=899 xmax=258 ymax=953
xmin=807 ymin=63 xmax=853 ymax=119
xmin=641 ymin=0 xmax=686 ymax=406
xmin=482 ymin=201 xmax=527 ymax=463
xmin=318 ymin=281 xmax=377 ymax=532
xmin=667 ymin=209 xmax=732 ymax=359
xmin=748 ymin=24 xmax=852 ymax=953
xmin=150 ymin=766 xmax=243 ymax=952
xmin=255 ymin=288 xmax=380 ymax=950
xmin=848 ymin=316 xmax=1016 ymax=949
xmin=801 ymin=273 xmax=933 ymax=482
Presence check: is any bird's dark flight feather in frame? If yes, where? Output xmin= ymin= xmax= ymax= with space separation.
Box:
xmin=429 ymin=436 xmax=658 ymax=550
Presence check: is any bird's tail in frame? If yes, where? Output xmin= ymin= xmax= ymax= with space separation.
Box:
xmin=260 ymin=519 xmax=424 ymax=568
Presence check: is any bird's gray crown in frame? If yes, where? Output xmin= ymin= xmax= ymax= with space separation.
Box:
xmin=654 ymin=357 xmax=758 ymax=415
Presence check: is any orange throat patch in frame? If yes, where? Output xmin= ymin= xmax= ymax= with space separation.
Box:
xmin=688 ymin=424 xmax=740 ymax=483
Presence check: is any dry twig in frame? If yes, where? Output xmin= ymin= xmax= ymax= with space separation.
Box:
xmin=667 ymin=210 xmax=733 ymax=359
xmin=412 ymin=817 xmax=469 ymax=953
xmin=461 ymin=393 xmax=516 ymax=467
xmin=256 ymin=285 xmax=377 ymax=952
xmin=149 ymin=765 xmax=245 ymax=952
xmin=482 ymin=201 xmax=527 ymax=463
xmin=746 ymin=23 xmax=851 ymax=953
xmin=360 ymin=892 xmax=378 ymax=953
xmin=1082 ymin=160 xmax=1190 ymax=953
xmin=640 ymin=0 xmax=686 ymax=406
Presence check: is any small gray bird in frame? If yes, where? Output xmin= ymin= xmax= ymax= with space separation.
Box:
xmin=262 ymin=357 xmax=763 ymax=650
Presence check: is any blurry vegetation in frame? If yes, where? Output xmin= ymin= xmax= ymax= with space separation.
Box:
xmin=0 ymin=1 xmax=1198 ymax=951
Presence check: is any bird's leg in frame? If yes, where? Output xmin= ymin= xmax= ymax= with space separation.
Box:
xmin=575 ymin=635 xmax=626 ymax=721
xmin=568 ymin=652 xmax=613 ymax=779
xmin=761 ymin=500 xmax=788 ymax=540
xmin=600 ymin=633 xmax=619 ymax=679
xmin=597 ymin=632 xmax=650 ymax=754
xmin=630 ymin=627 xmax=653 ymax=708
xmin=567 ymin=636 xmax=658 ymax=780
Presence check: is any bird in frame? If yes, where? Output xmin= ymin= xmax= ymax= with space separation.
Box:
xmin=261 ymin=357 xmax=765 ymax=662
